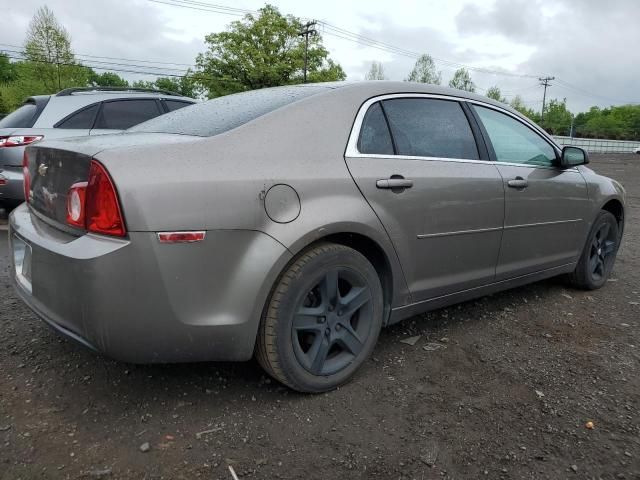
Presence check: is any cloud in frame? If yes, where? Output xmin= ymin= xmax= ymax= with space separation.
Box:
xmin=1 ymin=0 xmax=204 ymax=81
xmin=453 ymin=0 xmax=640 ymax=110
xmin=2 ymin=0 xmax=638 ymax=112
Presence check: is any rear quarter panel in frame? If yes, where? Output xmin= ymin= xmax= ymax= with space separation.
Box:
xmin=95 ymin=88 xmax=411 ymax=308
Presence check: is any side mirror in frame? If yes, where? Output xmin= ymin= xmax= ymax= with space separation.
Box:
xmin=560 ymin=146 xmax=589 ymax=168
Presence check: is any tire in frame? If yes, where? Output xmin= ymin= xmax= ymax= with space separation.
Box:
xmin=256 ymin=243 xmax=384 ymax=393
xmin=567 ymin=211 xmax=620 ymax=290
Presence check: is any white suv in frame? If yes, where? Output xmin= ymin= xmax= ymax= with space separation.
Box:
xmin=0 ymin=87 xmax=195 ymax=205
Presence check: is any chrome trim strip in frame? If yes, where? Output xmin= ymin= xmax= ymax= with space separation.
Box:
xmin=345 ymin=153 xmax=578 ymax=172
xmin=417 ymin=226 xmax=502 ymax=239
xmin=345 ymin=92 xmax=563 ymax=168
xmin=417 ymin=218 xmax=582 ymax=239
xmin=504 ymin=219 xmax=582 ymax=230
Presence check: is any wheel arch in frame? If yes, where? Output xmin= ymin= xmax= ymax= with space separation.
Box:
xmin=317 ymin=232 xmax=394 ymax=325
xmin=270 ymin=225 xmax=409 ymax=326
xmin=600 ymin=198 xmax=624 ymax=226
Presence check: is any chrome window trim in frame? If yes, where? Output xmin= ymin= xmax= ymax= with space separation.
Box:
xmin=345 ymin=93 xmax=569 ymax=172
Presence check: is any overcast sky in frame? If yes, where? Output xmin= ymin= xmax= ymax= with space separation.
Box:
xmin=2 ymin=0 xmax=639 ymax=112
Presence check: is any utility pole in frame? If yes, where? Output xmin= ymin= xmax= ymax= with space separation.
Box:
xmin=539 ymin=76 xmax=554 ymax=122
xmin=299 ymin=21 xmax=317 ymax=83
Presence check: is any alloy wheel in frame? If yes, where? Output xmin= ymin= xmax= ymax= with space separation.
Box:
xmin=589 ymin=222 xmax=617 ymax=282
xmin=291 ymin=268 xmax=373 ymax=376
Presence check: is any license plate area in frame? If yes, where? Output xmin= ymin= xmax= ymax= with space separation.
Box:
xmin=13 ymin=235 xmax=33 ymax=293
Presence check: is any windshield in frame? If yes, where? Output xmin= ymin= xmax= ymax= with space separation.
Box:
xmin=129 ymin=85 xmax=335 ymax=137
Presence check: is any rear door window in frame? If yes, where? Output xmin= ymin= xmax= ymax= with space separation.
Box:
xmin=381 ymin=98 xmax=479 ymax=160
xmin=0 ymin=101 xmax=39 ymax=128
xmin=357 ymin=102 xmax=394 ymax=155
xmin=94 ymin=100 xmax=162 ymax=130
xmin=55 ymin=104 xmax=99 ymax=129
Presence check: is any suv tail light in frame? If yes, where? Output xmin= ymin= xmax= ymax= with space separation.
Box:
xmin=65 ymin=160 xmax=126 ymax=237
xmin=22 ymin=150 xmax=31 ymax=202
xmin=0 ymin=135 xmax=44 ymax=147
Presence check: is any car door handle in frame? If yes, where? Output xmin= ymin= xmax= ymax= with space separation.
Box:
xmin=507 ymin=177 xmax=528 ymax=189
xmin=376 ymin=178 xmax=414 ymax=189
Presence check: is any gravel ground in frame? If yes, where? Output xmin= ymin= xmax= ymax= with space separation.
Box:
xmin=0 ymin=154 xmax=639 ymax=479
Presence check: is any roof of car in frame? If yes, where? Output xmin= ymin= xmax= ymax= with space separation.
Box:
xmin=30 ymin=89 xmax=196 ymax=128
xmin=55 ymin=87 xmax=184 ymax=97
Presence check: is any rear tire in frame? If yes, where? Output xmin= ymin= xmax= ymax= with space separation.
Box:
xmin=256 ymin=243 xmax=383 ymax=393
xmin=567 ymin=211 xmax=620 ymax=290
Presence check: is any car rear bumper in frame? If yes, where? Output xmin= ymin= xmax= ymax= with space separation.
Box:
xmin=0 ymin=166 xmax=24 ymax=202
xmin=9 ymin=203 xmax=292 ymax=363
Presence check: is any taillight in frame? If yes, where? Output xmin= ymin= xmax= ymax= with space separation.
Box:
xmin=22 ymin=150 xmax=31 ymax=202
xmin=65 ymin=160 xmax=126 ymax=237
xmin=0 ymin=135 xmax=44 ymax=147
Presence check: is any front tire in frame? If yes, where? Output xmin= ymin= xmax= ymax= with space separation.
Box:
xmin=256 ymin=243 xmax=383 ymax=393
xmin=567 ymin=211 xmax=620 ymax=289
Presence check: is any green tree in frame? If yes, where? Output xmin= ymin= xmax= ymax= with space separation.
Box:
xmin=194 ymin=5 xmax=345 ymax=98
xmin=89 ymin=71 xmax=129 ymax=87
xmin=486 ymin=85 xmax=506 ymax=103
xmin=23 ymin=6 xmax=88 ymax=91
xmin=154 ymin=74 xmax=197 ymax=97
xmin=542 ymin=98 xmax=573 ymax=135
xmin=365 ymin=61 xmax=386 ymax=80
xmin=448 ymin=68 xmax=475 ymax=92
xmin=509 ymin=95 xmax=540 ymax=123
xmin=0 ymin=53 xmax=17 ymax=84
xmin=405 ymin=54 xmax=441 ymax=84
xmin=132 ymin=74 xmax=198 ymax=98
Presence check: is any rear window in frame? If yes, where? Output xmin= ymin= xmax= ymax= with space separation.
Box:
xmin=130 ymin=85 xmax=333 ymax=137
xmin=0 ymin=101 xmax=39 ymax=128
xmin=95 ymin=99 xmax=162 ymax=130
xmin=382 ymin=98 xmax=479 ymax=160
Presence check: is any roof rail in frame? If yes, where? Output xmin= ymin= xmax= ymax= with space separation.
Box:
xmin=56 ymin=87 xmax=183 ymax=97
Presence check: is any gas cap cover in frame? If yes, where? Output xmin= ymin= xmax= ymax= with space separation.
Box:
xmin=264 ymin=184 xmax=301 ymax=224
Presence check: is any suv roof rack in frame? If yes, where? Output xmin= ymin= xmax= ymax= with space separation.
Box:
xmin=56 ymin=87 xmax=182 ymax=97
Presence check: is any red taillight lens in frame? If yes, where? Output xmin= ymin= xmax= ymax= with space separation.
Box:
xmin=65 ymin=160 xmax=126 ymax=237
xmin=22 ymin=150 xmax=31 ymax=202
xmin=0 ymin=135 xmax=44 ymax=147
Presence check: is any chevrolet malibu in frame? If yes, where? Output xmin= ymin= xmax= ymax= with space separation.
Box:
xmin=9 ymin=82 xmax=625 ymax=392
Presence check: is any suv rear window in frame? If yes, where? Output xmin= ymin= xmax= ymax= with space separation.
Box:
xmin=130 ymin=85 xmax=332 ymax=137
xmin=94 ymin=100 xmax=162 ymax=130
xmin=0 ymin=101 xmax=39 ymax=128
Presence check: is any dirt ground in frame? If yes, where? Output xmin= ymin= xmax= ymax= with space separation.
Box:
xmin=0 ymin=154 xmax=639 ymax=480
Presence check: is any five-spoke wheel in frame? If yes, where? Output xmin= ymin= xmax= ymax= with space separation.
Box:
xmin=568 ymin=210 xmax=620 ymax=289
xmin=256 ymin=243 xmax=383 ymax=393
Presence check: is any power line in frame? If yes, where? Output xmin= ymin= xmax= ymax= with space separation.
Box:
xmin=3 ymin=53 xmax=190 ymax=77
xmin=148 ymin=0 xmax=542 ymax=79
xmin=2 ymin=48 xmax=191 ymax=74
xmin=554 ymin=78 xmax=639 ymax=105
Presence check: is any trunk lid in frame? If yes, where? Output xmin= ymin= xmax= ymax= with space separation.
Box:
xmin=27 ymin=146 xmax=92 ymax=228
xmin=25 ymin=132 xmax=198 ymax=230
